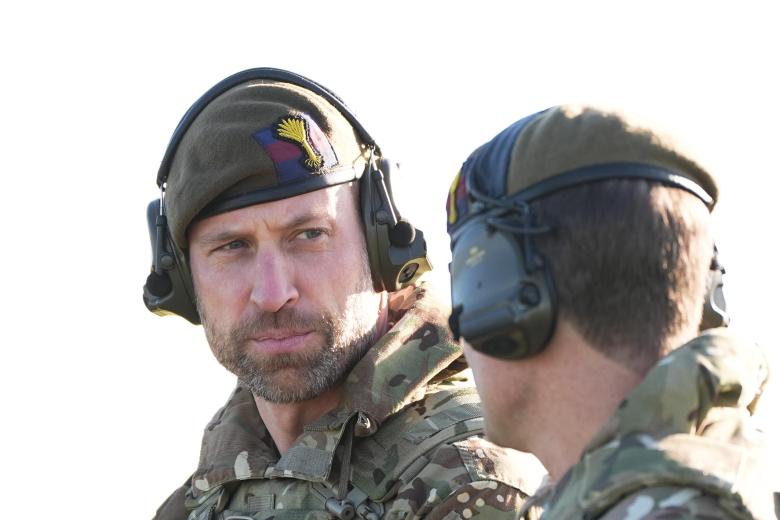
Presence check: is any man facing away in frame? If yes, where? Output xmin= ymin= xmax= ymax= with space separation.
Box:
xmin=445 ymin=105 xmax=777 ymax=519
xmin=145 ymin=68 xmax=545 ymax=520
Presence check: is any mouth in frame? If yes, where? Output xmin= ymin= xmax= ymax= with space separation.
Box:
xmin=247 ymin=330 xmax=314 ymax=354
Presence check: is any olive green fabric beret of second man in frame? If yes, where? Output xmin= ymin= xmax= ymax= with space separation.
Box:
xmin=447 ymin=105 xmax=719 ymax=231
xmin=165 ymin=79 xmax=366 ymax=248
xmin=506 ymin=105 xmax=718 ymax=203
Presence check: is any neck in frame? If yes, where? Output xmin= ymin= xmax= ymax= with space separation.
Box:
xmin=254 ymin=386 xmax=344 ymax=455
xmin=254 ymin=291 xmax=390 ymax=455
xmin=525 ymin=321 xmax=644 ymax=480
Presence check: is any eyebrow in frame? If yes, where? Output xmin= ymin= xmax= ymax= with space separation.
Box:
xmin=283 ymin=210 xmax=333 ymax=231
xmin=193 ymin=209 xmax=334 ymax=249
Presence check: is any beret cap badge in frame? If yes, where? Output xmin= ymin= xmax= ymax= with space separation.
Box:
xmin=275 ymin=115 xmax=324 ymax=171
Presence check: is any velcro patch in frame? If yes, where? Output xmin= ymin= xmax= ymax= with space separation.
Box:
xmin=247 ymin=494 xmax=275 ymax=511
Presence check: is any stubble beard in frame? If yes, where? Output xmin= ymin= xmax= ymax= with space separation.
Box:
xmin=198 ymin=252 xmax=378 ymax=404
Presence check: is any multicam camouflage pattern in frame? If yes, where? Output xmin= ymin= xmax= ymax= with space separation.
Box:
xmin=535 ymin=328 xmax=776 ymax=519
xmin=154 ymin=284 xmax=546 ymax=520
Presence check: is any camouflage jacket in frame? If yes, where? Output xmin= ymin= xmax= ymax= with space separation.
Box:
xmin=534 ymin=329 xmax=776 ymax=519
xmin=154 ymin=284 xmax=545 ymax=520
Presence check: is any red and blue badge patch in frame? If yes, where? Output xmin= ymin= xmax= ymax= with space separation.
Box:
xmin=253 ymin=114 xmax=338 ymax=184
xmin=447 ymin=168 xmax=470 ymax=232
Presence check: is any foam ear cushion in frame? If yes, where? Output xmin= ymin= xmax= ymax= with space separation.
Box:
xmin=389 ymin=220 xmax=415 ymax=246
xmin=359 ymin=163 xmax=384 ymax=292
xmin=145 ymin=272 xmax=172 ymax=298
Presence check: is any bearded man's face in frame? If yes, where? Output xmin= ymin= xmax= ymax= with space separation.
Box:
xmin=188 ymin=185 xmax=381 ymax=403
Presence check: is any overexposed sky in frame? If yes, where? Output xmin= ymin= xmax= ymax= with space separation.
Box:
xmin=2 ymin=2 xmax=778 ymax=518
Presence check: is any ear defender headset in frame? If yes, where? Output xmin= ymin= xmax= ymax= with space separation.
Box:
xmin=143 ymin=68 xmax=431 ymax=324
xmin=448 ymin=116 xmax=729 ymax=360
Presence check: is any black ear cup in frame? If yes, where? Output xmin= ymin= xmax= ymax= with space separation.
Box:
xmin=700 ymin=246 xmax=729 ymax=330
xmin=142 ymin=199 xmax=201 ymax=324
xmin=360 ymin=159 xmax=432 ymax=292
xmin=449 ymin=216 xmax=556 ymax=359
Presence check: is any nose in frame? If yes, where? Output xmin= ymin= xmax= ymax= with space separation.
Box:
xmin=248 ymin=248 xmax=299 ymax=313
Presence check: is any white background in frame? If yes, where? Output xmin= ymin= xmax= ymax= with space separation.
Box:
xmin=1 ymin=2 xmax=778 ymax=517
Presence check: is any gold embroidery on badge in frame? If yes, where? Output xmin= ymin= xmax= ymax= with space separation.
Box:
xmin=448 ymin=170 xmax=462 ymax=224
xmin=276 ymin=116 xmax=323 ymax=170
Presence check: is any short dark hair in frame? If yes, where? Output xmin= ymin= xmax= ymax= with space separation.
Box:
xmin=532 ymin=179 xmax=712 ymax=372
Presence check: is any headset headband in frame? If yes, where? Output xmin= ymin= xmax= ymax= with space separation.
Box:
xmin=451 ymin=162 xmax=716 ymax=242
xmin=156 ymin=67 xmax=380 ymax=187
xmin=506 ymin=162 xmax=715 ymax=208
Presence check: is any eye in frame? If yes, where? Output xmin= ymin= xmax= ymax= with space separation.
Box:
xmin=220 ymin=239 xmax=247 ymax=251
xmin=295 ymin=228 xmax=325 ymax=241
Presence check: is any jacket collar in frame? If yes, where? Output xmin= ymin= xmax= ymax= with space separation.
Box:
xmin=544 ymin=329 xmax=770 ymax=517
xmin=584 ymin=328 xmax=768 ymax=453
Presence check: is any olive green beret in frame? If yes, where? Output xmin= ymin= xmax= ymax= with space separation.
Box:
xmin=165 ymin=79 xmax=366 ymax=248
xmin=447 ymin=105 xmax=718 ymax=231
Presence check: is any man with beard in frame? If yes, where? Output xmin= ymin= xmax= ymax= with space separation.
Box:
xmin=445 ymin=105 xmax=776 ymax=518
xmin=145 ymin=69 xmax=544 ymax=520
